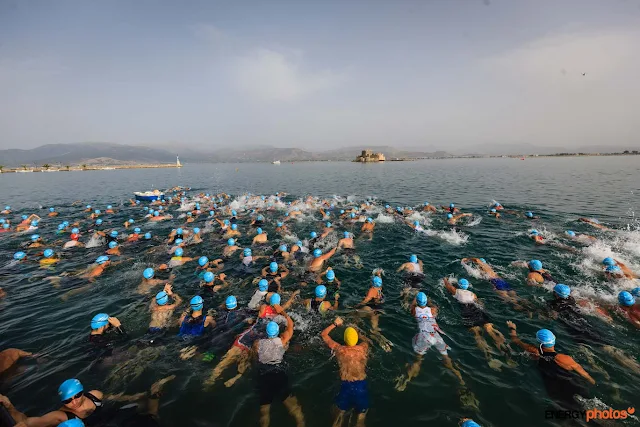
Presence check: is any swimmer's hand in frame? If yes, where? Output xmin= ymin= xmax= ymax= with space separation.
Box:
xmin=333 ymin=317 xmax=344 ymax=327
xmin=506 ymin=321 xmax=517 ymax=335
xmin=108 ymin=317 xmax=122 ymax=328
xmin=334 ymin=293 xmax=340 ymax=300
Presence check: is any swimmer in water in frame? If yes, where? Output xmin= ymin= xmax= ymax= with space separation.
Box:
xmin=525 ymin=259 xmax=555 ymax=286
xmin=506 ymin=322 xmax=595 ymax=411
xmin=149 ymin=284 xmax=182 ymax=333
xmin=564 ymin=230 xmax=596 ymax=244
xmin=578 ymin=217 xmax=610 ymax=230
xmin=308 ymin=247 xmax=338 ymax=273
xmin=462 ymin=258 xmax=525 ymax=310
xmin=201 ymin=271 xmax=229 ymax=293
xmin=524 ymin=211 xmax=539 ymax=220
xmin=0 ymin=348 xmax=33 ymax=375
xmin=616 ymin=291 xmax=640 ymax=328
xmin=395 ymin=292 xmax=464 ymax=392
xmin=441 ymin=203 xmax=460 ymax=214
xmin=602 ymin=257 xmax=638 ymax=279
xmin=443 ymin=278 xmax=510 ymax=368
xmin=223 ymin=239 xmax=241 ymax=257
xmin=422 ymin=201 xmax=436 ymax=213
xmin=138 ymin=268 xmax=170 ymax=294
xmin=300 ymin=285 xmax=339 ymax=314
xmin=223 ymin=223 xmax=241 ymax=239
xmin=489 ymin=208 xmax=500 ymax=219
xmin=447 ymin=212 xmax=472 ymax=225
xmin=39 ymin=249 xmax=60 ymax=267
xmin=89 ymin=313 xmax=127 ymax=347
xmin=262 ymin=261 xmax=289 ymax=283
xmin=317 ymin=267 xmax=342 ymax=288
xmin=178 ymin=296 xmax=214 ymax=340
xmin=253 ymin=228 xmax=268 ymax=245
xmin=253 ymin=317 xmax=305 ymax=427
xmin=409 ymin=220 xmax=425 ymax=232
xmin=361 ymin=217 xmax=375 ymax=240
xmin=529 ymin=229 xmax=544 ymax=244
xmin=320 ymin=317 xmax=370 ymax=426
xmin=398 ymin=254 xmax=426 ymax=304
xmin=3 ymin=376 xmax=174 ymax=426
xmin=158 ymin=247 xmax=195 ymax=270
xmin=355 ymin=276 xmax=392 ymax=351
xmin=28 ymin=233 xmax=45 ymax=248
xmin=319 ymin=222 xmax=333 ymax=239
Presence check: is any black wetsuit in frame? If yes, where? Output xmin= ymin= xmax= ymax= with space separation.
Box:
xmin=538 ymin=350 xmax=589 ymax=411
xmin=547 ymin=297 xmax=609 ymax=345
xmin=63 ymin=392 xmax=104 ymax=425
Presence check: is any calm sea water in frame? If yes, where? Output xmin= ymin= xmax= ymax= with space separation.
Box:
xmin=0 ymin=157 xmax=639 ymax=427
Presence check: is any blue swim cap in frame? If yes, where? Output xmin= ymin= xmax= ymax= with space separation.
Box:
xmin=174 ymin=238 xmax=184 ymax=245
xmin=373 ymin=276 xmax=382 ymax=287
xmin=203 ymin=272 xmax=214 ymax=283
xmin=530 ymin=229 xmax=539 ymax=235
xmin=631 ymin=287 xmax=640 ymax=298
xmin=134 ymin=227 xmax=141 ymax=233
xmin=175 ymin=248 xmax=184 ymax=257
xmin=31 ymin=220 xmax=38 ymax=227
xmin=14 ymin=251 xmax=26 ymax=260
xmin=416 ymin=292 xmax=427 ymax=307
xmin=227 ymin=238 xmax=235 ymax=246
xmin=479 ymin=258 xmax=486 ymax=263
xmin=450 ymin=203 xmax=455 ymax=208
xmin=490 ymin=208 xmax=496 ymax=213
xmin=270 ymin=293 xmax=281 ymax=305
xmin=232 ymin=210 xmax=237 ymax=216
xmin=316 ymin=285 xmax=327 ymax=298
xmin=154 ymin=211 xmax=159 ymax=217
xmin=21 ymin=214 xmax=28 ymax=220
xmin=461 ymin=421 xmax=480 ymax=427
xmin=553 ymin=284 xmax=571 ymax=299
xmin=176 ymin=228 xmax=183 ymax=235
xmin=231 ymin=224 xmax=238 ymax=231
xmin=342 ymin=231 xmax=349 ymax=239
xmin=96 ymin=255 xmax=109 ymax=265
xmin=43 ymin=249 xmax=54 ymax=258
xmin=59 ymin=419 xmax=86 ymax=427
xmin=31 ymin=234 xmax=40 ymax=241
xmin=193 ymin=227 xmax=200 ymax=234
xmin=310 ymin=231 xmax=317 ymax=239
xmin=107 ymin=205 xmax=112 ymax=210
xmin=94 ymin=210 xmax=101 ymax=215
xmin=156 ymin=291 xmax=169 ymax=306
xmin=0 ymin=219 xmax=4 ymax=224
xmin=2 ymin=223 xmax=8 ymax=229
xmin=58 ymin=378 xmax=84 ymax=401
xmin=270 ymin=262 xmax=278 ymax=273
xmin=326 ymin=270 xmax=335 ymax=282
xmin=266 ymin=321 xmax=279 ymax=338
xmin=144 ymin=232 xmax=151 ymax=239
xmin=143 ymin=268 xmax=154 ymax=279
xmin=257 ymin=215 xmax=264 ymax=221
xmin=49 ymin=207 xmax=55 ymax=212
xmin=458 ymin=278 xmax=470 ymax=289
xmin=91 ymin=313 xmax=109 ymax=330
xmin=209 ymin=210 xmax=214 ymax=216
xmin=447 ymin=213 xmax=453 ymax=219
xmin=187 ymin=212 xmax=192 ymax=217
xmin=244 ymin=248 xmax=252 ymax=256
xmin=602 ymin=257 xmax=615 ymax=266
xmin=340 ymin=210 xmax=345 ymax=214
xmin=96 ymin=219 xmax=103 ymax=225
xmin=136 ymin=200 xmax=140 ymax=204
xmin=326 ymin=222 xmax=332 ymax=228
xmin=108 ymin=241 xmax=117 ymax=249
xmin=143 ymin=206 xmax=149 ymax=211
xmin=256 ymin=228 xmax=263 ymax=234
xmin=259 ymin=279 xmax=269 ymax=291
xmin=413 ymin=220 xmax=420 ymax=227
xmin=279 ymin=244 xmax=287 ymax=252
xmin=4 ymin=206 xmax=10 ymax=210
xmin=110 ymin=230 xmax=118 ymax=238
xmin=190 ymin=295 xmax=204 ymax=311
xmin=606 ymin=265 xmax=622 ymax=273
xmin=566 ymin=230 xmax=576 ymax=237
xmin=529 ymin=260 xmax=543 ymax=271
xmin=277 ymin=222 xmax=283 ymax=227
xmin=313 ymin=248 xmax=322 ymax=258
xmin=226 ymin=295 xmax=238 ymax=309
xmin=410 ymin=254 xmax=418 ymax=263
xmin=223 ymin=219 xmax=230 ymax=225
xmin=526 ymin=211 xmax=533 ymax=218
xmin=367 ymin=217 xmax=373 ymax=223
xmin=296 ymin=240 xmax=303 ymax=247
xmin=536 ymin=329 xmax=556 ymax=347
xmin=198 ymin=256 xmax=209 ymax=266
xmin=285 ymin=213 xmax=289 ymax=217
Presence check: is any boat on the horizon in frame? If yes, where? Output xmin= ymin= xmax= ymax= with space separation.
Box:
xmin=16 ymin=169 xmax=33 ymax=173
xmin=272 ymin=160 xmax=281 ymax=165
xmin=134 ymin=190 xmax=165 ymax=201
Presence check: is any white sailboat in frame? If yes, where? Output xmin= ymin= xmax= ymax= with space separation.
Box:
xmin=177 ymin=155 xmax=182 ymax=167
xmin=272 ymin=160 xmax=281 ymax=165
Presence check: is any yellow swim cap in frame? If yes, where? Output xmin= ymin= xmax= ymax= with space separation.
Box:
xmin=344 ymin=327 xmax=358 ymax=346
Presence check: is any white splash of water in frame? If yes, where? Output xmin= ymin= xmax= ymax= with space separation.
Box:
xmin=85 ymin=235 xmax=105 ymax=249
xmin=466 ymin=216 xmax=482 ymax=227
xmin=436 ymin=229 xmax=469 ymax=245
xmin=375 ymin=214 xmax=394 ymax=224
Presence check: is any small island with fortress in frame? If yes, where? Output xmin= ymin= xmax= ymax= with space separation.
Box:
xmin=353 ymin=149 xmax=386 ymax=162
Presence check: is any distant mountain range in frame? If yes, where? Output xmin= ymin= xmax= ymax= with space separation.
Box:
xmin=0 ymin=142 xmax=636 ymax=166
xmin=0 ymin=143 xmax=451 ymax=166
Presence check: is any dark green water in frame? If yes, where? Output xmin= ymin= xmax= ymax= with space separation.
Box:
xmin=0 ymin=157 xmax=639 ymax=426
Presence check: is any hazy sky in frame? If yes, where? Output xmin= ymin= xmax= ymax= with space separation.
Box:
xmin=1 ymin=0 xmax=639 ymax=151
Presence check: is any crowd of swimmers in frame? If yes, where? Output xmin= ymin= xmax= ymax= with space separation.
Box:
xmin=0 ymin=193 xmax=638 ymax=427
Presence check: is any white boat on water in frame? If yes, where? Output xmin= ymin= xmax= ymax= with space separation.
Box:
xmin=42 ymin=169 xmax=59 ymax=172
xmin=272 ymin=160 xmax=281 ymax=165
xmin=16 ymin=170 xmax=33 ymax=173
xmin=102 ymin=167 xmax=116 ymax=170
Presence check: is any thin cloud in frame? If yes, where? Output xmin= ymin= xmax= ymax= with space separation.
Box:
xmin=233 ymin=48 xmax=347 ymax=102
